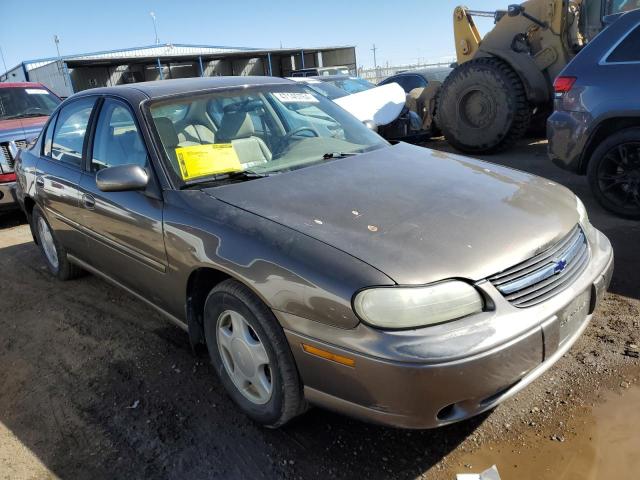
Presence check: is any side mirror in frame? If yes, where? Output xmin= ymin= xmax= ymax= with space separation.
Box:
xmin=363 ymin=119 xmax=378 ymax=132
xmin=96 ymin=164 xmax=149 ymax=192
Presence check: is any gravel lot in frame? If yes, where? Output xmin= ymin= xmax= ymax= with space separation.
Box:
xmin=0 ymin=138 xmax=638 ymax=479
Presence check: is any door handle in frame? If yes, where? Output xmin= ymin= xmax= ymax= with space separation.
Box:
xmin=35 ymin=176 xmax=44 ymax=188
xmin=82 ymin=193 xmax=96 ymax=210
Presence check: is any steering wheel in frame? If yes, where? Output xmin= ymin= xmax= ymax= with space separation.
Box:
xmin=283 ymin=126 xmax=319 ymax=140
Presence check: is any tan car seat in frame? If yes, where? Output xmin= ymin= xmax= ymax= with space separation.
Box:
xmin=217 ymin=111 xmax=272 ymax=168
xmin=178 ymin=124 xmax=216 ymax=145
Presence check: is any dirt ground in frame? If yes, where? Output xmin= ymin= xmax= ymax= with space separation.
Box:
xmin=0 ymin=138 xmax=638 ymax=480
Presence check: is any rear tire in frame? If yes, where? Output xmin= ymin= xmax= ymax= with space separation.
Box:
xmin=203 ymin=279 xmax=305 ymax=428
xmin=436 ymin=57 xmax=531 ymax=154
xmin=32 ymin=206 xmax=83 ymax=280
xmin=587 ymin=127 xmax=640 ymax=219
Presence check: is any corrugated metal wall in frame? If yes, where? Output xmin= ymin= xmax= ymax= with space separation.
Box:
xmin=1 ymin=65 xmax=27 ymax=83
xmin=2 ymin=46 xmax=356 ymax=94
xmin=27 ymin=62 xmax=74 ymax=97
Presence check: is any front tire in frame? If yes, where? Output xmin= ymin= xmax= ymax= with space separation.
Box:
xmin=32 ymin=206 xmax=82 ymax=280
xmin=203 ymin=279 xmax=305 ymax=428
xmin=437 ymin=57 xmax=531 ymax=154
xmin=587 ymin=127 xmax=640 ymax=219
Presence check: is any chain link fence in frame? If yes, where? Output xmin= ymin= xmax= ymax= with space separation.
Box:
xmin=358 ymin=60 xmax=455 ymax=83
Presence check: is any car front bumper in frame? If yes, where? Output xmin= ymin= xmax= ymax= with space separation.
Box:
xmin=547 ymin=110 xmax=591 ymax=173
xmin=0 ymin=181 xmax=18 ymax=211
xmin=277 ymin=228 xmax=614 ymax=429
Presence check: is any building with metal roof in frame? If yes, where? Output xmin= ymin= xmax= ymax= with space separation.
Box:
xmin=0 ymin=43 xmax=356 ymax=97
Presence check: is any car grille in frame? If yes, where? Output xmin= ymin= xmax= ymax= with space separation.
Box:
xmin=488 ymin=226 xmax=589 ymax=308
xmin=0 ymin=139 xmax=26 ymax=170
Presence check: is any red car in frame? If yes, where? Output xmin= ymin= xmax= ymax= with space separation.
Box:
xmin=0 ymin=82 xmax=61 ymax=212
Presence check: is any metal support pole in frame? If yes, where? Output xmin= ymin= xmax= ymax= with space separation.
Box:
xmin=267 ymin=53 xmax=273 ymax=76
xmin=300 ymin=49 xmax=305 ymax=69
xmin=198 ymin=56 xmax=204 ymax=77
xmin=62 ymin=62 xmax=74 ymax=94
xmin=157 ymin=58 xmax=164 ymax=80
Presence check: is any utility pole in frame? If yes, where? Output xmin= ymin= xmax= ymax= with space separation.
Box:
xmin=54 ymin=35 xmax=68 ymax=87
xmin=53 ymin=35 xmax=61 ymax=58
xmin=150 ymin=12 xmax=159 ymax=45
xmin=371 ymin=44 xmax=378 ymax=69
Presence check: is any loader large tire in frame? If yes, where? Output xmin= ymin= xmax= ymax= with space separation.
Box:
xmin=436 ymin=57 xmax=531 ymax=154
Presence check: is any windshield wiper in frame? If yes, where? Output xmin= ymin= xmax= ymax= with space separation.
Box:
xmin=182 ymin=170 xmax=268 ymax=189
xmin=2 ymin=112 xmax=48 ymax=120
xmin=322 ymin=152 xmax=360 ymax=160
xmin=18 ymin=112 xmax=49 ymax=118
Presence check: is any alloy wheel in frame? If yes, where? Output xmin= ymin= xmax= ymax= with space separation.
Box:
xmin=598 ymin=142 xmax=640 ymax=213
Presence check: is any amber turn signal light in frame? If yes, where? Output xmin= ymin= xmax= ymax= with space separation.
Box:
xmin=302 ymin=344 xmax=355 ymax=367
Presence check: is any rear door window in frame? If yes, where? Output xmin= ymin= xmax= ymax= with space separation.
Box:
xmin=606 ymin=25 xmax=640 ymax=63
xmin=51 ymin=97 xmax=96 ymax=167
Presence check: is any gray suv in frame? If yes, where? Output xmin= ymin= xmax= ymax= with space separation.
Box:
xmin=548 ymin=9 xmax=640 ymax=219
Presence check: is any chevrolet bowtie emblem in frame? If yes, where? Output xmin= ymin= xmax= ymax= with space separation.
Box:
xmin=553 ymin=259 xmax=568 ymax=273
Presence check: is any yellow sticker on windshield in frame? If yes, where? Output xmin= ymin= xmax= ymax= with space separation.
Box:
xmin=175 ymin=144 xmax=242 ymax=180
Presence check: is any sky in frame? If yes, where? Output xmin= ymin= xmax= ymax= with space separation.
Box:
xmin=0 ymin=0 xmax=509 ymax=72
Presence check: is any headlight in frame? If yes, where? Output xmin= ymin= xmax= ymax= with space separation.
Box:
xmin=353 ymin=280 xmax=484 ymax=329
xmin=576 ymin=196 xmax=596 ymax=239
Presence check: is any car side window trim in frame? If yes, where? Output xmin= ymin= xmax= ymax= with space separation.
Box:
xmin=86 ymin=96 xmax=150 ymax=173
xmin=47 ymin=96 xmax=99 ymax=170
xmin=41 ymin=112 xmax=59 ymax=158
xmin=599 ymin=21 xmax=640 ymax=65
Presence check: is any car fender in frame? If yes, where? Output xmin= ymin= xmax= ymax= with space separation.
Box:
xmin=161 ymin=190 xmax=395 ymax=332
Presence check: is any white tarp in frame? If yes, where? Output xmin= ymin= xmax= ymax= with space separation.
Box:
xmin=288 ymin=77 xmax=406 ymax=127
xmin=333 ymin=83 xmax=406 ymax=126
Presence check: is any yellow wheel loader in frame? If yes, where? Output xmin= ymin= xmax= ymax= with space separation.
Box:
xmin=433 ymin=0 xmax=636 ymax=154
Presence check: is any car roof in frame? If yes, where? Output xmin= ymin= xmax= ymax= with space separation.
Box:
xmin=73 ymin=76 xmax=295 ymax=100
xmin=561 ymin=8 xmax=640 ymax=76
xmin=390 ymin=68 xmax=452 ymax=78
xmin=0 ymin=82 xmax=46 ymax=89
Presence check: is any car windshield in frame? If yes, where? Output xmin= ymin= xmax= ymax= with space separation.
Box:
xmin=0 ymin=86 xmax=61 ymax=120
xmin=148 ymin=84 xmax=388 ymax=185
xmin=323 ymin=77 xmax=375 ymax=95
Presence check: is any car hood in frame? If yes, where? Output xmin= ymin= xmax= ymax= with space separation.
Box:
xmin=0 ymin=116 xmax=48 ymax=143
xmin=206 ymin=143 xmax=579 ymax=285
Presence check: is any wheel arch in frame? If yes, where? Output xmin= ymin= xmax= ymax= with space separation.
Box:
xmin=185 ymin=266 xmax=232 ymax=349
xmin=23 ymin=196 xmax=38 ymax=244
xmin=185 ymin=266 xmax=277 ymax=350
xmin=580 ymin=117 xmax=640 ymax=174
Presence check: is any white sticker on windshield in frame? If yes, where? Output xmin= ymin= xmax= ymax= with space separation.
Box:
xmin=25 ymin=89 xmax=49 ymax=95
xmin=273 ymin=92 xmax=319 ymax=103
